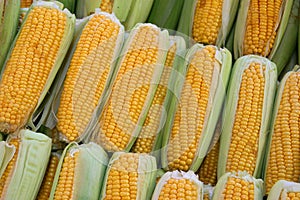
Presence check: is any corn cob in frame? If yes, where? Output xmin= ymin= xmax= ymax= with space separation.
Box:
xmin=161 ymin=44 xmax=232 ymax=172
xmin=218 ymin=55 xmax=277 ymax=179
xmin=212 ymin=171 xmax=264 ymax=199
xmin=152 ymin=171 xmax=203 ymax=200
xmin=204 ymin=184 xmax=214 ymax=200
xmin=0 ymin=130 xmax=52 ymax=200
xmin=56 ymin=12 xmax=124 ymax=142
xmin=268 ymin=180 xmax=300 ymax=200
xmin=264 ymin=66 xmax=300 ymax=194
xmin=131 ymin=36 xmax=186 ymax=154
xmin=0 ymin=0 xmax=20 ymax=70
xmin=99 ymin=152 xmax=157 ymax=200
xmin=36 ymin=153 xmax=60 ymax=200
xmin=21 ymin=0 xmax=33 ymax=8
xmin=90 ymin=23 xmax=169 ymax=152
xmin=0 ymin=1 xmax=75 ymax=134
xmin=198 ymin=140 xmax=220 ymax=186
xmin=177 ymin=0 xmax=239 ymax=46
xmin=234 ymin=0 xmax=294 ymax=59
xmin=147 ymin=0 xmax=184 ymax=30
xmin=49 ymin=142 xmax=108 ymax=200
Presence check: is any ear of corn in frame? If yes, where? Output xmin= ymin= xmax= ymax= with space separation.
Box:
xmin=177 ymin=0 xmax=239 ymax=46
xmin=131 ymin=36 xmax=186 ymax=155
xmin=49 ymin=142 xmax=108 ymax=200
xmin=161 ymin=44 xmax=232 ymax=172
xmin=203 ymin=184 xmax=214 ymax=200
xmin=218 ymin=55 xmax=277 ymax=179
xmin=234 ymin=0 xmax=294 ymax=59
xmin=100 ymin=152 xmax=157 ymax=200
xmin=263 ymin=65 xmax=300 ymax=194
xmin=55 ymin=11 xmax=124 ymax=143
xmin=147 ymin=0 xmax=184 ymax=30
xmin=270 ymin=0 xmax=299 ymax=75
xmin=0 ymin=130 xmax=52 ymax=200
xmin=0 ymin=1 xmax=75 ymax=134
xmin=0 ymin=0 xmax=20 ymax=70
xmin=267 ymin=180 xmax=300 ymax=200
xmin=151 ymin=170 xmax=203 ymax=200
xmin=90 ymin=23 xmax=169 ymax=152
xmin=21 ymin=0 xmax=34 ymax=8
xmin=36 ymin=153 xmax=61 ymax=200
xmin=212 ymin=171 xmax=264 ymax=199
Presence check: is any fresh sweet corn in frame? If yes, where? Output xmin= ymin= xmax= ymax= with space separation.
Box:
xmin=131 ymin=36 xmax=186 ymax=154
xmin=212 ymin=171 xmax=264 ymax=200
xmin=50 ymin=142 xmax=108 ymax=200
xmin=161 ymin=44 xmax=232 ymax=172
xmin=0 ymin=2 xmax=74 ymax=133
xmin=0 ymin=130 xmax=52 ymax=200
xmin=268 ymin=180 xmax=300 ymax=200
xmin=218 ymin=55 xmax=277 ymax=179
xmin=234 ymin=0 xmax=294 ymax=58
xmin=264 ymin=66 xmax=300 ymax=193
xmin=92 ymin=23 xmax=169 ymax=152
xmin=152 ymin=171 xmax=203 ymax=200
xmin=21 ymin=0 xmax=33 ymax=8
xmin=56 ymin=12 xmax=124 ymax=142
xmin=177 ymin=0 xmax=239 ymax=46
xmin=100 ymin=152 xmax=157 ymax=200
xmin=36 ymin=153 xmax=60 ymax=200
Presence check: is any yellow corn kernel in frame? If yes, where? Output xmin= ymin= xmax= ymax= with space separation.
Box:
xmin=36 ymin=154 xmax=60 ymax=200
xmin=265 ymin=72 xmax=300 ymax=193
xmin=0 ymin=138 xmax=20 ymax=198
xmin=204 ymin=193 xmax=210 ymax=200
xmin=222 ymin=177 xmax=255 ymax=199
xmin=104 ymin=153 xmax=139 ymax=199
xmin=131 ymin=43 xmax=177 ymax=153
xmin=158 ymin=178 xmax=198 ymax=200
xmin=243 ymin=0 xmax=283 ymax=56
xmin=56 ymin=14 xmax=122 ymax=142
xmin=198 ymin=141 xmax=220 ymax=186
xmin=284 ymin=192 xmax=300 ymax=200
xmin=21 ymin=0 xmax=33 ymax=8
xmin=225 ymin=63 xmax=265 ymax=175
xmin=53 ymin=152 xmax=78 ymax=200
xmin=192 ymin=0 xmax=224 ymax=44
xmin=100 ymin=0 xmax=113 ymax=13
xmin=0 ymin=6 xmax=67 ymax=133
xmin=98 ymin=25 xmax=160 ymax=152
xmin=167 ymin=46 xmax=218 ymax=171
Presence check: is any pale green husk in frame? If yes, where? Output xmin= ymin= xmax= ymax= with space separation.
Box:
xmin=152 ymin=170 xmax=203 ymax=200
xmin=2 ymin=129 xmax=52 ymax=200
xmin=49 ymin=142 xmax=108 ymax=200
xmin=57 ymin=0 xmax=76 ymax=13
xmin=161 ymin=44 xmax=232 ymax=172
xmin=267 ymin=180 xmax=300 ymax=200
xmin=204 ymin=184 xmax=214 ymax=200
xmin=212 ymin=171 xmax=264 ymax=199
xmin=0 ymin=140 xmax=15 ymax=178
xmin=100 ymin=152 xmax=157 ymax=200
xmin=218 ymin=55 xmax=277 ymax=179
xmin=75 ymin=0 xmax=101 ymax=18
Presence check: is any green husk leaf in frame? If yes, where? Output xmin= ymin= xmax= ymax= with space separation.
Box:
xmin=147 ymin=0 xmax=184 ymax=30
xmin=278 ymin=50 xmax=299 ymax=80
xmin=49 ymin=142 xmax=108 ymax=200
xmin=161 ymin=44 xmax=232 ymax=172
xmin=270 ymin=0 xmax=299 ymax=74
xmin=152 ymin=170 xmax=204 ymax=200
xmin=75 ymin=0 xmax=101 ymax=18
xmin=204 ymin=184 xmax=214 ymax=200
xmin=57 ymin=0 xmax=76 ymax=13
xmin=212 ymin=171 xmax=264 ymax=200
xmin=0 ymin=0 xmax=20 ymax=71
xmin=267 ymin=180 xmax=300 ymax=200
xmin=0 ymin=133 xmax=2 ymax=141
xmin=1 ymin=1 xmax=76 ymax=132
xmin=176 ymin=0 xmax=197 ymax=38
xmin=218 ymin=55 xmax=277 ymax=179
xmin=100 ymin=152 xmax=157 ymax=200
xmin=234 ymin=0 xmax=294 ymax=59
xmin=112 ymin=0 xmax=133 ymax=22
xmin=0 ymin=141 xmax=15 ymax=178
xmin=123 ymin=0 xmax=154 ymax=30
xmin=3 ymin=129 xmax=52 ymax=200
